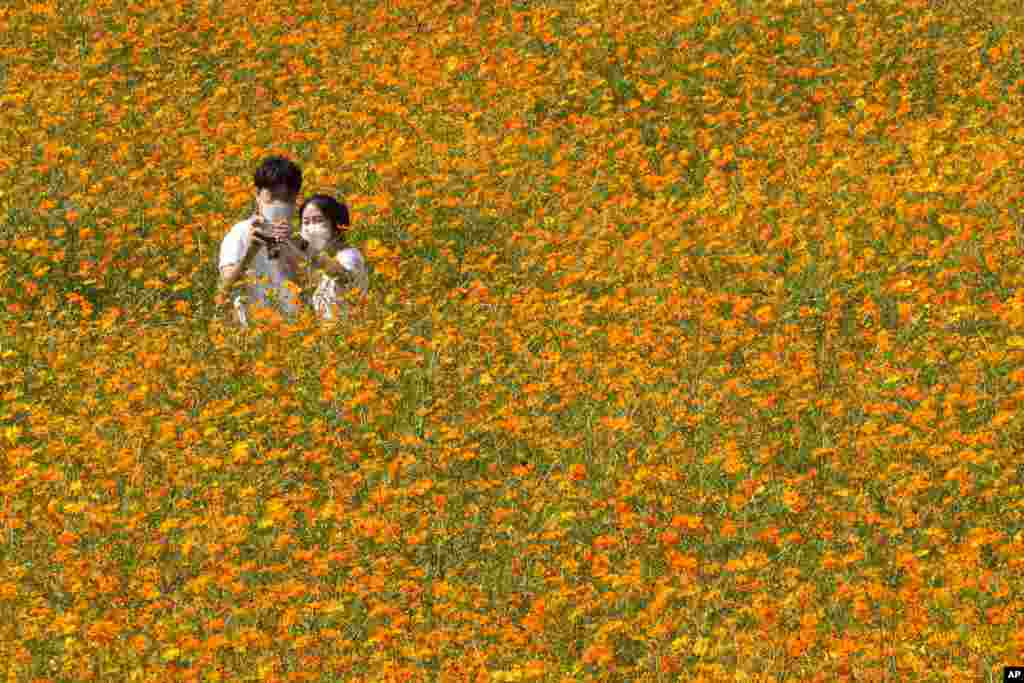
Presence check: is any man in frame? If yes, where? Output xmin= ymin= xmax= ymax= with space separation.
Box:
xmin=216 ymin=156 xmax=308 ymax=327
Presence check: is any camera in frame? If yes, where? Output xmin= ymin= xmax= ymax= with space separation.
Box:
xmin=253 ymin=230 xmax=281 ymax=259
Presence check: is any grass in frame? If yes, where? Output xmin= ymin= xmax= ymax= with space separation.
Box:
xmin=3 ymin=0 xmax=1024 ymax=680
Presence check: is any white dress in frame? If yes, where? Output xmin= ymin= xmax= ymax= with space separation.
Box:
xmin=309 ymin=247 xmax=369 ymax=321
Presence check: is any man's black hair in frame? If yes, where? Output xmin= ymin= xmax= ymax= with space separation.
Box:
xmin=254 ymin=156 xmax=302 ymax=195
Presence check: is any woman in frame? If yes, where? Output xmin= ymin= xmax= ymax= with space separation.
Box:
xmin=297 ymin=194 xmax=369 ymax=321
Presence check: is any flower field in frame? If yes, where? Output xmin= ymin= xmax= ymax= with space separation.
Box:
xmin=3 ymin=0 xmax=1024 ymax=679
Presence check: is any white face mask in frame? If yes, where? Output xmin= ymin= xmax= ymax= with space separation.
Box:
xmin=308 ymin=233 xmax=330 ymax=252
xmin=261 ymin=201 xmax=294 ymax=224
xmin=301 ymin=214 xmax=333 ymax=253
xmin=301 ymin=227 xmax=331 ymax=253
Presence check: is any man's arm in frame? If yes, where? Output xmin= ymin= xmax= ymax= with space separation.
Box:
xmin=218 ymin=262 xmax=243 ymax=290
xmin=216 ymin=229 xmax=260 ymax=306
xmin=215 ymin=264 xmax=244 ymax=310
xmin=217 ymin=263 xmax=243 ymax=294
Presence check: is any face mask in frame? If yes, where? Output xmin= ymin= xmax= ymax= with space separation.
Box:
xmin=302 ymin=229 xmax=331 ymax=253
xmin=261 ymin=201 xmax=294 ymax=224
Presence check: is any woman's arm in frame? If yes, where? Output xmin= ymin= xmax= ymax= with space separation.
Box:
xmin=336 ymin=248 xmax=369 ymax=294
xmin=311 ymin=249 xmax=352 ymax=280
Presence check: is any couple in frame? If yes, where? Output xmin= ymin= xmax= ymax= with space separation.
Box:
xmin=216 ymin=156 xmax=369 ymax=327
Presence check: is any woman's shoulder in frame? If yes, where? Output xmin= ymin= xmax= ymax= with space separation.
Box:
xmin=336 ymin=246 xmax=366 ymax=269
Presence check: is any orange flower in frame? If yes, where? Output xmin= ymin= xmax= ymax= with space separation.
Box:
xmin=754 ymin=305 xmax=775 ymax=324
xmin=659 ymin=529 xmax=680 ymax=547
xmin=580 ymin=643 xmax=613 ymax=666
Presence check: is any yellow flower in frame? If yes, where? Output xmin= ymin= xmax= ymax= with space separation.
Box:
xmin=231 ymin=441 xmax=250 ymax=463
xmin=3 ymin=426 xmax=20 ymax=444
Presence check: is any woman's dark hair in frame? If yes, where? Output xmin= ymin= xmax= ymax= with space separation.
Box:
xmin=300 ymin=194 xmax=351 ymax=239
xmin=254 ymin=156 xmax=302 ymax=195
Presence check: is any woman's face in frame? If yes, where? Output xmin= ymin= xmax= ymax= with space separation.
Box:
xmin=300 ymin=203 xmax=334 ymax=251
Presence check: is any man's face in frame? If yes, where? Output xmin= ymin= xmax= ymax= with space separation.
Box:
xmin=255 ymin=183 xmax=298 ymax=217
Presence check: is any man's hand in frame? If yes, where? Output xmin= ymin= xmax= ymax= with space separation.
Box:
xmin=248 ymin=221 xmax=274 ymax=249
xmin=252 ymin=220 xmax=292 ymax=260
xmin=268 ymin=223 xmax=292 ymax=261
xmin=270 ymin=222 xmax=292 ymax=242
xmin=213 ymin=288 xmax=236 ymax=324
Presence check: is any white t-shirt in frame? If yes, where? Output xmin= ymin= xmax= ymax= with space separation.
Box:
xmin=218 ymin=216 xmax=301 ymax=327
xmin=310 ymin=247 xmax=369 ymax=321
